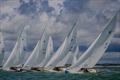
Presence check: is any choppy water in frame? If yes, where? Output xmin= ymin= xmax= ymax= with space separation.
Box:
xmin=0 ymin=68 xmax=120 ymax=80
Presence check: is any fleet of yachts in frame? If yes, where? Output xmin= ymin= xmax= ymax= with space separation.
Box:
xmin=0 ymin=11 xmax=119 ymax=74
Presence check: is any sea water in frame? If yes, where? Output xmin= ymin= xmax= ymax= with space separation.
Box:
xmin=0 ymin=68 xmax=120 ymax=80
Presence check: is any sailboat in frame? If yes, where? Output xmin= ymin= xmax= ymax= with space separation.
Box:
xmin=22 ymin=28 xmax=49 ymax=70
xmin=66 ymin=11 xmax=118 ymax=73
xmin=2 ymin=26 xmax=29 ymax=71
xmin=45 ymin=22 xmax=77 ymax=71
xmin=0 ymin=27 xmax=5 ymax=67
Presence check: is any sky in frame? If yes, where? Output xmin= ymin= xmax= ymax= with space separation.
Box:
xmin=0 ymin=0 xmax=120 ymax=53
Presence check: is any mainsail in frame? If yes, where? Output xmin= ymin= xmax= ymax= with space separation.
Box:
xmin=23 ymin=29 xmax=49 ymax=68
xmin=68 ymin=12 xmax=118 ymax=72
xmin=2 ymin=26 xmax=28 ymax=70
xmin=39 ymin=36 xmax=54 ymax=67
xmin=45 ymin=22 xmax=77 ymax=69
xmin=0 ymin=28 xmax=5 ymax=66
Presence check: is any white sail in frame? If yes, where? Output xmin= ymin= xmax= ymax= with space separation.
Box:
xmin=39 ymin=36 xmax=53 ymax=67
xmin=0 ymin=28 xmax=5 ymax=66
xmin=2 ymin=26 xmax=28 ymax=70
xmin=23 ymin=29 xmax=49 ymax=69
xmin=68 ymin=12 xmax=118 ymax=72
xmin=45 ymin=23 xmax=77 ymax=69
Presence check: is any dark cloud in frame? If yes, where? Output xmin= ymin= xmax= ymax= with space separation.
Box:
xmin=18 ymin=0 xmax=54 ymax=16
xmin=0 ymin=0 xmax=7 ymax=3
xmin=96 ymin=12 xmax=108 ymax=25
xmin=0 ymin=14 xmax=8 ymax=20
xmin=63 ymin=0 xmax=89 ymax=13
xmin=114 ymin=33 xmax=120 ymax=38
xmin=18 ymin=0 xmax=37 ymax=15
xmin=79 ymin=43 xmax=120 ymax=52
xmin=40 ymin=0 xmax=54 ymax=13
xmin=107 ymin=43 xmax=120 ymax=52
xmin=4 ymin=40 xmax=15 ymax=51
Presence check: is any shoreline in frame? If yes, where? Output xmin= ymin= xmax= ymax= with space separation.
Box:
xmin=95 ymin=64 xmax=120 ymax=68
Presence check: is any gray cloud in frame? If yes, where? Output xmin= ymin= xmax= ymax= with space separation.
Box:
xmin=18 ymin=0 xmax=54 ymax=16
xmin=0 ymin=0 xmax=120 ymax=52
xmin=63 ymin=0 xmax=89 ymax=13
